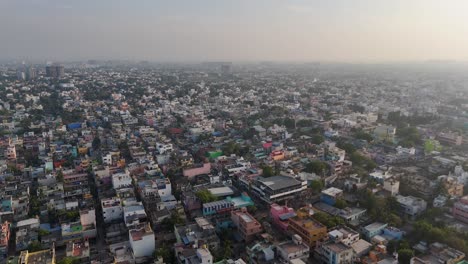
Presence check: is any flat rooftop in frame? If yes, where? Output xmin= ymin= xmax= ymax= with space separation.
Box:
xmin=257 ymin=175 xmax=303 ymax=191
xmin=278 ymin=240 xmax=309 ymax=254
xmin=208 ymin=186 xmax=234 ymax=197
xmin=321 ymin=187 xmax=343 ymax=197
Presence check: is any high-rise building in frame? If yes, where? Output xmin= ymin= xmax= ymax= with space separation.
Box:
xmin=16 ymin=70 xmax=26 ymax=80
xmin=17 ymin=65 xmax=36 ymax=81
xmin=25 ymin=66 xmax=36 ymax=80
xmin=46 ymin=64 xmax=64 ymax=78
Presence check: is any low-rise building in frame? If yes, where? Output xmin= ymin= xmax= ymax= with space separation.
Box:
xmin=102 ymin=197 xmax=123 ymax=224
xmin=251 ymin=175 xmax=307 ymax=203
xmin=320 ymin=187 xmax=344 ymax=206
xmin=276 ymin=235 xmax=310 ymax=262
xmin=66 ymin=239 xmax=90 ymax=262
xmin=129 ymin=223 xmax=155 ymax=262
xmin=362 ymin=222 xmax=388 ymax=240
xmin=288 ymin=207 xmax=328 ymax=248
xmin=316 ymin=228 xmax=358 ymax=264
xmin=453 ymin=195 xmax=468 ymax=223
xmin=18 ymin=248 xmax=56 ymax=264
xmin=396 ymin=195 xmax=427 ymax=218
xmin=231 ymin=210 xmax=262 ymax=242
xmin=270 ymin=203 xmax=296 ymax=232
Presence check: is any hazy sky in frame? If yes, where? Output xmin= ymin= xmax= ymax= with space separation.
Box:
xmin=1 ymin=0 xmax=468 ymax=62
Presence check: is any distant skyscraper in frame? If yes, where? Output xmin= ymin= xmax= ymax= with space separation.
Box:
xmin=25 ymin=66 xmax=36 ymax=80
xmin=16 ymin=70 xmax=25 ymax=81
xmin=221 ymin=63 xmax=232 ymax=75
xmin=46 ymin=64 xmax=64 ymax=78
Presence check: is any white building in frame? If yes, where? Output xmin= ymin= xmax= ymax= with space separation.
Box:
xmin=383 ymin=179 xmax=400 ymax=196
xmin=396 ymin=195 xmax=427 ymax=218
xmin=102 ymin=197 xmax=123 ymax=224
xmin=276 ymin=235 xmax=310 ymax=262
xmin=157 ymin=143 xmax=173 ymax=154
xmin=123 ymin=202 xmax=147 ymax=228
xmin=396 ymin=146 xmax=416 ymax=155
xmin=129 ymin=223 xmax=155 ymax=261
xmin=112 ymin=170 xmax=132 ymax=190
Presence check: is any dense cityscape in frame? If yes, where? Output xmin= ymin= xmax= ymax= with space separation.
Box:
xmin=0 ymin=61 xmax=466 ymax=264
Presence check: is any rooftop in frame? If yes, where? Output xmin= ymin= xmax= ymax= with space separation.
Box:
xmin=277 ymin=240 xmax=309 ymax=254
xmin=364 ymin=222 xmax=388 ymax=232
xmin=129 ymin=223 xmax=153 ymax=241
xmin=321 ymin=187 xmax=343 ymax=197
xmin=257 ymin=175 xmax=303 ymax=191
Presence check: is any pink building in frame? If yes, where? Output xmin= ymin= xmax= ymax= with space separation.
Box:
xmin=183 ymin=163 xmax=211 ymax=179
xmin=453 ymin=195 xmax=468 ymax=223
xmin=270 ymin=203 xmax=296 ymax=231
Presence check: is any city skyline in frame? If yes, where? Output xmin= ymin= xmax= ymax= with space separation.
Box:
xmin=1 ymin=0 xmax=468 ymax=62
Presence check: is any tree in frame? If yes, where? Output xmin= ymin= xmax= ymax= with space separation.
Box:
xmin=154 ymin=245 xmax=175 ymax=263
xmin=354 ymin=130 xmax=373 ymax=142
xmin=118 ymin=141 xmax=132 ymax=160
xmin=305 ymin=160 xmax=328 ymax=175
xmin=92 ymin=137 xmax=101 ymax=150
xmin=283 ymin=118 xmax=296 ymax=129
xmin=57 ymin=257 xmax=79 ymax=264
xmin=335 ymin=198 xmax=347 ymax=209
xmin=222 ymin=141 xmax=241 ymax=156
xmin=247 ymin=205 xmax=258 ymax=214
xmin=311 ymin=134 xmax=325 ymax=145
xmin=309 ymin=180 xmax=324 ymax=194
xmin=56 ymin=171 xmax=64 ymax=182
xmin=313 ymin=211 xmax=344 ymax=228
xmin=397 ymin=249 xmax=413 ymax=264
xmin=195 ymin=189 xmax=217 ymax=203
xmin=262 ymin=166 xmax=274 ymax=177
xmin=349 ymin=152 xmax=376 ymax=170
xmin=337 ymin=141 xmax=356 ymax=154
xmin=28 ymin=241 xmax=42 ymax=252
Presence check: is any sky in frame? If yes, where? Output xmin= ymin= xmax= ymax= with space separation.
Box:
xmin=1 ymin=0 xmax=468 ymax=62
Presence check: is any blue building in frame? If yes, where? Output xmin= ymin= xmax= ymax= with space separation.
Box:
xmin=320 ymin=187 xmax=343 ymax=206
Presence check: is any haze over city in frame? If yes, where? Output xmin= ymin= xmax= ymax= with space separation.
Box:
xmin=1 ymin=0 xmax=468 ymax=62
xmin=2 ymin=1 xmax=468 ymax=264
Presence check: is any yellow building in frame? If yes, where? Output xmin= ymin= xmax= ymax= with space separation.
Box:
xmin=288 ymin=207 xmax=328 ymax=248
xmin=18 ymin=248 xmax=55 ymax=264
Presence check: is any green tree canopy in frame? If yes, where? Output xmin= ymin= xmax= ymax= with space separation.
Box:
xmin=335 ymin=198 xmax=347 ymax=209
xmin=262 ymin=165 xmax=275 ymax=177
xmin=397 ymin=249 xmax=413 ymax=264
xmin=195 ymin=189 xmax=217 ymax=203
xmin=305 ymin=160 xmax=328 ymax=175
xmin=309 ymin=179 xmax=324 ymax=194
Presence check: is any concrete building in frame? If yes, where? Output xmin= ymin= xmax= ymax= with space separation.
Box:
xmin=395 ymin=195 xmax=427 ymax=218
xmin=362 ymin=222 xmax=388 ymax=240
xmin=112 ymin=170 xmax=132 ymax=189
xmin=231 ymin=210 xmax=262 ymax=242
xmin=183 ymin=163 xmax=211 ymax=179
xmin=18 ymin=248 xmax=56 ymax=264
xmin=129 ymin=223 xmax=155 ymax=262
xmin=320 ymin=187 xmax=344 ymax=206
xmin=316 ymin=228 xmax=358 ymax=264
xmin=270 ymin=203 xmax=296 ymax=232
xmin=251 ymin=175 xmax=307 ymax=203
xmin=0 ymin=222 xmax=9 ymax=260
xmin=383 ymin=179 xmax=400 ymax=196
xmin=437 ymin=132 xmax=463 ymax=146
xmin=46 ymin=64 xmax=64 ymax=78
xmin=453 ymin=195 xmax=468 ymax=224
xmin=276 ymin=235 xmax=310 ymax=262
xmin=102 ymin=197 xmax=123 ymax=224
xmin=288 ymin=207 xmax=328 ymax=248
